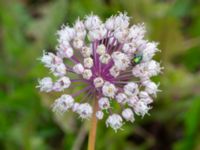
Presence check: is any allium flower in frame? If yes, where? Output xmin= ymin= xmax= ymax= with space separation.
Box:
xmin=37 ymin=12 xmax=162 ymax=132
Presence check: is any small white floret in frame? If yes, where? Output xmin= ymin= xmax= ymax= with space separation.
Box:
xmin=142 ymin=80 xmax=159 ymax=96
xmin=114 ymin=12 xmax=130 ymax=29
xmin=116 ymin=93 xmax=128 ymax=104
xmin=77 ymin=103 xmax=93 ymax=119
xmin=124 ymin=82 xmax=139 ymax=96
xmin=98 ymin=97 xmax=110 ymax=110
xmin=57 ymin=26 xmax=75 ymax=42
xmin=57 ymin=42 xmax=74 ymax=58
xmin=96 ymin=111 xmax=104 ymax=120
xmin=102 ymin=82 xmax=117 ymax=98
xmin=127 ymin=96 xmax=139 ymax=107
xmin=99 ymin=53 xmax=111 ymax=64
xmin=142 ymin=42 xmax=159 ymax=62
xmin=73 ymin=63 xmax=84 ymax=74
xmin=83 ymin=57 xmax=94 ymax=68
xmin=133 ymin=101 xmax=150 ymax=117
xmin=81 ymin=46 xmax=92 ymax=57
xmin=82 ymin=69 xmax=92 ymax=80
xmin=112 ymin=52 xmax=130 ymax=71
xmin=51 ymin=63 xmax=66 ymax=77
xmin=93 ymin=77 xmax=104 ymax=88
xmin=109 ymin=66 xmax=120 ymax=77
xmin=122 ymin=108 xmax=135 ymax=122
xmin=52 ymin=94 xmax=74 ymax=115
xmin=72 ymin=38 xmax=84 ymax=49
xmin=53 ymin=76 xmax=71 ymax=91
xmin=72 ymin=102 xmax=80 ymax=112
xmin=84 ymin=15 xmax=102 ymax=30
xmin=96 ymin=44 xmax=106 ymax=55
xmin=106 ymin=114 xmax=123 ymax=132
xmin=37 ymin=77 xmax=53 ymax=92
xmin=74 ymin=19 xmax=86 ymax=39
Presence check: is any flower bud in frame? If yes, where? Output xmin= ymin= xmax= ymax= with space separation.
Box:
xmin=100 ymin=53 xmax=111 ymax=64
xmin=82 ymin=69 xmax=92 ymax=80
xmin=37 ymin=77 xmax=53 ymax=92
xmin=98 ymin=97 xmax=110 ymax=110
xmin=102 ymin=82 xmax=117 ymax=98
xmin=122 ymin=108 xmax=135 ymax=122
xmin=96 ymin=111 xmax=104 ymax=120
xmin=93 ymin=77 xmax=104 ymax=88
xmin=73 ymin=63 xmax=84 ymax=74
xmin=84 ymin=57 xmax=94 ymax=68
xmin=106 ymin=114 xmax=123 ymax=132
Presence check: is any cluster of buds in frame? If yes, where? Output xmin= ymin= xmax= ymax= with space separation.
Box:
xmin=37 ymin=12 xmax=162 ymax=132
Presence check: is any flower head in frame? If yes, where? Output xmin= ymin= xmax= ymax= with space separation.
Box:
xmin=38 ymin=12 xmax=162 ymax=131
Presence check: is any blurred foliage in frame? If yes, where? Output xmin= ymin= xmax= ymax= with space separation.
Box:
xmin=0 ymin=0 xmax=200 ymax=150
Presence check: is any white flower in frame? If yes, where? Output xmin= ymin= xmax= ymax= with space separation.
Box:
xmin=56 ymin=42 xmax=74 ymax=58
xmin=77 ymin=103 xmax=93 ymax=119
xmin=81 ymin=46 xmax=92 ymax=57
xmin=40 ymin=52 xmax=54 ymax=67
xmin=98 ymin=97 xmax=110 ymax=110
xmin=145 ymin=60 xmax=161 ymax=77
xmin=142 ymin=42 xmax=159 ymax=61
xmin=108 ymin=37 xmax=117 ymax=46
xmin=122 ymin=43 xmax=136 ymax=54
xmin=52 ymin=94 xmax=74 ymax=115
xmin=85 ymin=15 xmax=102 ymax=30
xmin=37 ymin=77 xmax=53 ymax=92
xmin=109 ymin=66 xmax=120 ymax=77
xmin=128 ymin=24 xmax=146 ymax=40
xmin=102 ymin=82 xmax=117 ymax=98
xmin=122 ymin=108 xmax=135 ymax=122
xmin=132 ymin=64 xmax=144 ymax=77
xmin=105 ymin=16 xmax=115 ymax=30
xmin=96 ymin=111 xmax=104 ymax=120
xmin=124 ymin=82 xmax=139 ymax=96
xmin=133 ymin=101 xmax=150 ymax=117
xmin=127 ymin=95 xmax=139 ymax=107
xmin=93 ymin=77 xmax=104 ymax=88
xmin=112 ymin=52 xmax=130 ymax=70
xmin=139 ymin=91 xmax=150 ymax=99
xmin=99 ymin=53 xmax=111 ymax=64
xmin=114 ymin=12 xmax=130 ymax=29
xmin=72 ymin=102 xmax=80 ymax=112
xmin=116 ymin=93 xmax=128 ymax=104
xmin=53 ymin=76 xmax=71 ymax=91
xmin=142 ymin=80 xmax=159 ymax=96
xmin=74 ymin=19 xmax=85 ymax=31
xmin=106 ymin=114 xmax=123 ymax=132
xmin=72 ymin=37 xmax=84 ymax=49
xmin=88 ymin=26 xmax=107 ymax=41
xmin=114 ymin=28 xmax=128 ymax=43
xmin=74 ymin=19 xmax=86 ymax=39
xmin=96 ymin=44 xmax=106 ymax=55
xmin=73 ymin=63 xmax=84 ymax=74
xmin=57 ymin=26 xmax=75 ymax=42
xmin=82 ymin=69 xmax=92 ymax=80
xmin=51 ymin=63 xmax=66 ymax=77
xmin=84 ymin=57 xmax=94 ymax=68
xmin=38 ymin=12 xmax=162 ymax=131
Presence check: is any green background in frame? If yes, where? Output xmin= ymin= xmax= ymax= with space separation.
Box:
xmin=0 ymin=0 xmax=200 ymax=150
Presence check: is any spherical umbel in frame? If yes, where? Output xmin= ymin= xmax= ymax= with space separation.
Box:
xmin=37 ymin=12 xmax=161 ymax=132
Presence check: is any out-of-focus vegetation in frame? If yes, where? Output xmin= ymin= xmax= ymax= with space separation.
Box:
xmin=0 ymin=0 xmax=200 ymax=150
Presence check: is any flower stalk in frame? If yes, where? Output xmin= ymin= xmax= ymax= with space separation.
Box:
xmin=88 ymin=97 xmax=98 ymax=150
